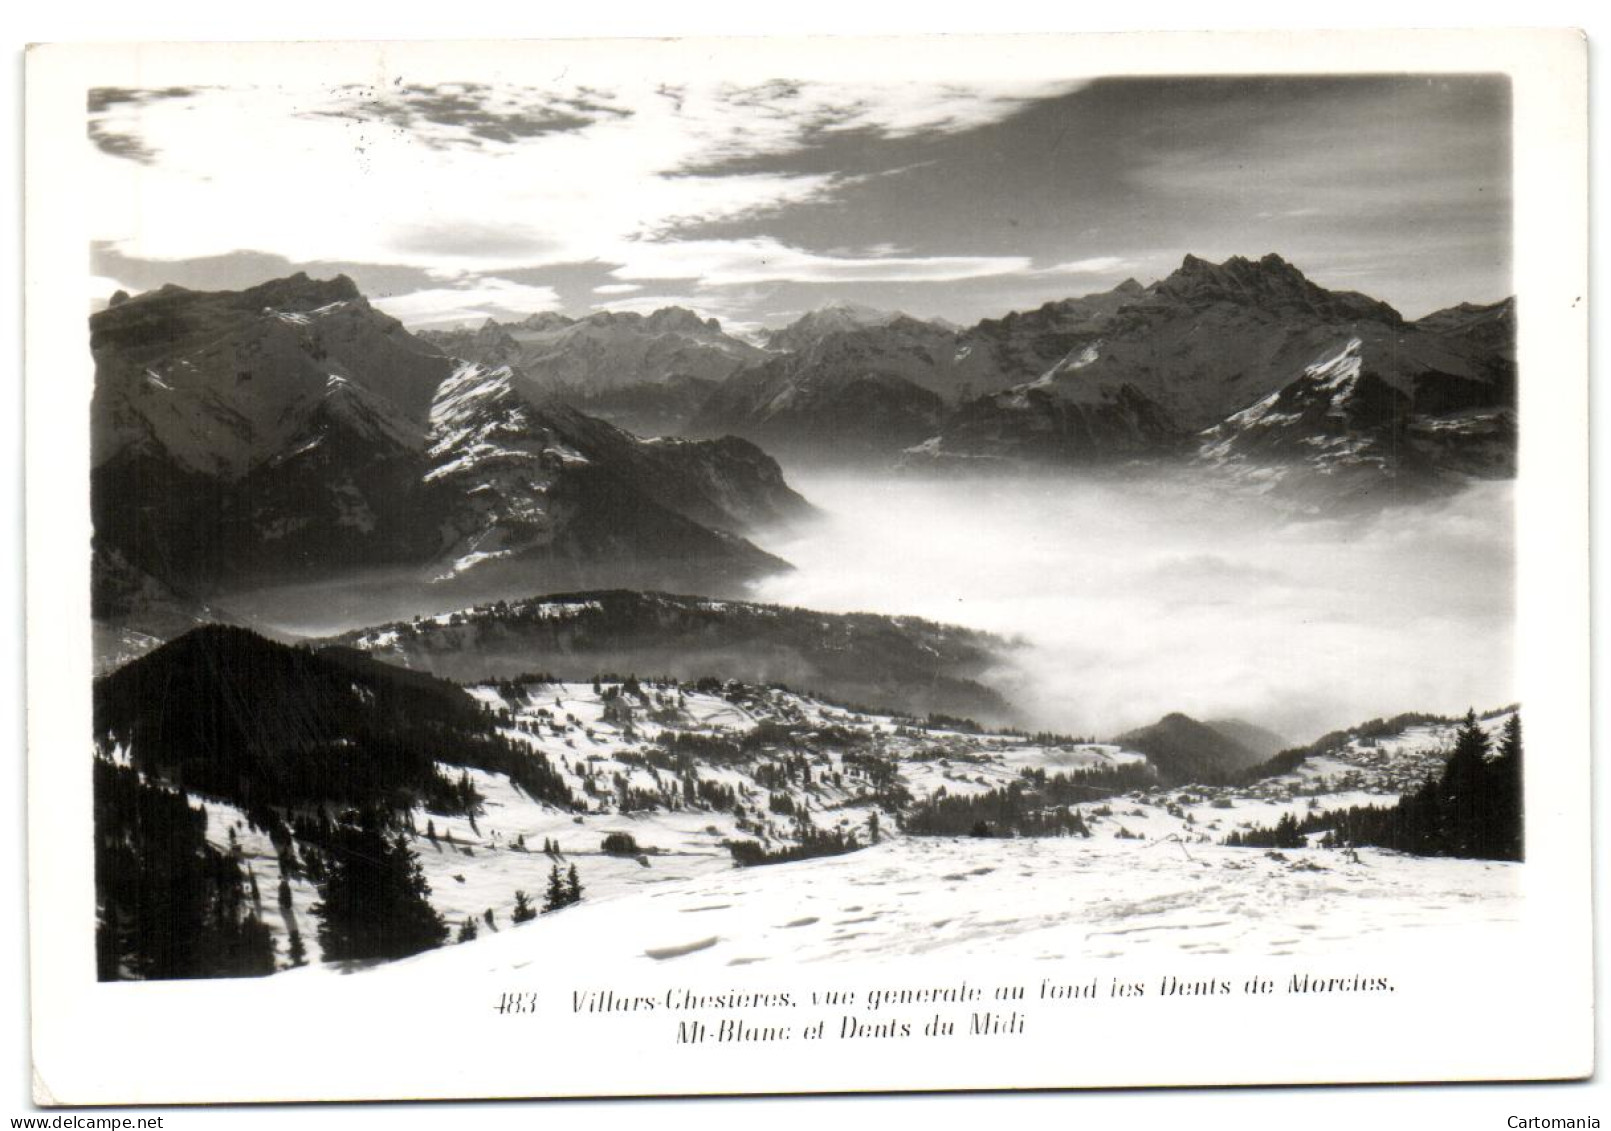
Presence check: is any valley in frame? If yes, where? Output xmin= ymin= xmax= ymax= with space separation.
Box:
xmin=100 ymin=649 xmax=1517 ymax=976
xmin=85 ymin=256 xmax=1522 ymax=984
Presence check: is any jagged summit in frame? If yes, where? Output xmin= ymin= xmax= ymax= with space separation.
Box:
xmin=582 ymin=306 xmax=723 ymax=333
xmin=1156 ymin=253 xmax=1403 ymax=325
xmin=513 ymin=311 xmax=575 ymax=332
xmin=243 ymin=271 xmax=364 ymax=309
xmin=89 ymin=272 xmax=813 ymax=634
xmin=761 ymin=302 xmax=917 ymax=353
xmin=97 ymin=272 xmax=368 ymax=325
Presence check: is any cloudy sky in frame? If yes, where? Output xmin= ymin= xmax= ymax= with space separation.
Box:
xmin=86 ymin=73 xmax=1512 ymax=333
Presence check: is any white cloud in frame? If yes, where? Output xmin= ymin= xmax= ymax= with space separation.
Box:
xmin=89 ymin=274 xmax=131 ymax=301
xmin=608 ymin=236 xmax=1034 ymax=286
xmin=369 ymin=278 xmax=561 ymax=327
xmin=591 ymin=283 xmax=643 ymax=295
xmin=1255 ymin=207 xmax=1324 ymax=220
xmin=1035 ymin=255 xmax=1133 ymax=275
xmin=87 ymin=76 xmax=1080 ymax=285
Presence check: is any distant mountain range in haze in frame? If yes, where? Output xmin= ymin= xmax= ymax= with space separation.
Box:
xmin=421 ymin=255 xmax=1517 ymax=499
xmin=88 ymin=254 xmax=1516 ymax=662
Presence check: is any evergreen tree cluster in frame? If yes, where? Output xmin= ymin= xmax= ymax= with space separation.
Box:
xmin=903 ymin=782 xmax=1093 ymax=839
xmin=1237 ymin=710 xmax=1458 ymax=784
xmin=600 ymin=831 xmax=639 ymax=856
xmin=1225 ymin=712 xmax=1523 ymax=860
xmin=1019 ymin=762 xmax=1158 ymax=801
xmin=92 ymin=626 xmax=572 ymax=817
xmin=543 ymin=863 xmax=584 ymax=912
xmin=1223 ymin=811 xmax=1307 ymax=849
xmin=310 ymin=809 xmax=449 ymax=962
xmin=726 ymin=824 xmax=862 ymax=867
xmin=94 ymin=759 xmax=276 ymax=980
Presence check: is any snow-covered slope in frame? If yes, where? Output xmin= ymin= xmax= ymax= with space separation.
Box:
xmin=196 ymin=676 xmax=1514 ymax=976
xmin=89 ymin=276 xmax=818 ymax=651
xmin=423 ymin=365 xmax=809 ymax=586
xmin=422 ymin=307 xmax=765 ymax=394
xmin=907 ymin=255 xmax=1516 ymax=498
xmin=1195 ymin=337 xmax=1515 ymax=507
xmin=333 ymin=832 xmax=1518 ymax=977
xmin=92 ymin=274 xmax=448 ymax=479
xmin=164 ymin=674 xmax=1135 ymax=972
xmin=418 ymin=307 xmax=766 ymax=435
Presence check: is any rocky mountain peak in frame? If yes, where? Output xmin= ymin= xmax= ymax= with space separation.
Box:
xmin=1155 ymin=253 xmax=1403 ymax=326
xmin=643 ymin=306 xmax=722 ymax=334
xmin=237 ymin=271 xmax=363 ymax=313
xmin=514 ymin=311 xmax=575 ymax=332
xmin=580 ymin=306 xmax=720 ymax=335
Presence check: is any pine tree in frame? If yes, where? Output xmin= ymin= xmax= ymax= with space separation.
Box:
xmin=1440 ymin=710 xmax=1491 ymax=858
xmin=457 ymin=917 xmax=479 ymax=943
xmin=286 ymin=927 xmax=307 ymax=967
xmin=543 ymin=863 xmax=569 ymax=912
xmin=565 ymin=863 xmax=583 ymax=906
xmin=312 ymin=814 xmax=449 ymax=962
xmin=511 ymin=890 xmax=537 ymax=924
xmin=1492 ymin=713 xmax=1525 ymax=861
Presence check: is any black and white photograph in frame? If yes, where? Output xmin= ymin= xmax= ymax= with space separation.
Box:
xmin=19 ymin=25 xmax=1594 ymax=1111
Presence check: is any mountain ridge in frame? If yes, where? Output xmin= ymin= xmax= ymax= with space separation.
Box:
xmin=89 ymin=277 xmax=814 ymax=654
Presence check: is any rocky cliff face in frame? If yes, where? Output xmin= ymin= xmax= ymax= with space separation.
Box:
xmin=904 ymin=254 xmax=1516 ymax=502
xmin=90 ymin=277 xmax=813 ymax=634
xmin=91 ymin=274 xmax=457 ymax=588
xmin=424 ymin=362 xmax=810 ymax=587
xmin=419 ymin=306 xmax=767 ymax=435
xmin=689 ymin=328 xmax=953 ymax=463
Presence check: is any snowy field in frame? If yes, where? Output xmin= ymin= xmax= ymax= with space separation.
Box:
xmin=193 ymin=678 xmax=1520 ymax=975
xmin=332 ymin=835 xmax=1520 ymax=977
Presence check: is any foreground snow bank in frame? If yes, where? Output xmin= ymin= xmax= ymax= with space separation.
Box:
xmin=329 ymin=834 xmax=1518 ymax=977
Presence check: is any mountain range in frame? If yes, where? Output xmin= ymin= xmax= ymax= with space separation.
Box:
xmin=904 ymin=255 xmax=1516 ymax=503
xmin=430 ymin=255 xmax=1517 ymax=494
xmin=89 ymin=256 xmax=1517 ymax=661
xmin=89 ymin=275 xmax=811 ymax=657
xmin=418 ymin=307 xmax=766 ymax=436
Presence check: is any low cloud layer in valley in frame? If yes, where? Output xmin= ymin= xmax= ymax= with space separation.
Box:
xmin=752 ymin=472 xmax=1515 ymax=744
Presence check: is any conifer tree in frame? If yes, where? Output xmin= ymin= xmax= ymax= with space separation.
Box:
xmin=1440 ymin=710 xmax=1491 ymax=858
xmin=543 ymin=863 xmax=569 ymax=912
xmin=312 ymin=814 xmax=448 ymax=962
xmin=565 ymin=863 xmax=583 ymax=906
xmin=1492 ymin=713 xmax=1525 ymax=861
xmin=511 ymin=890 xmax=537 ymax=924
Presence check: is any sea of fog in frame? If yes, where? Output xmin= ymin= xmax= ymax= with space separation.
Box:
xmin=750 ymin=473 xmax=1516 ymax=746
